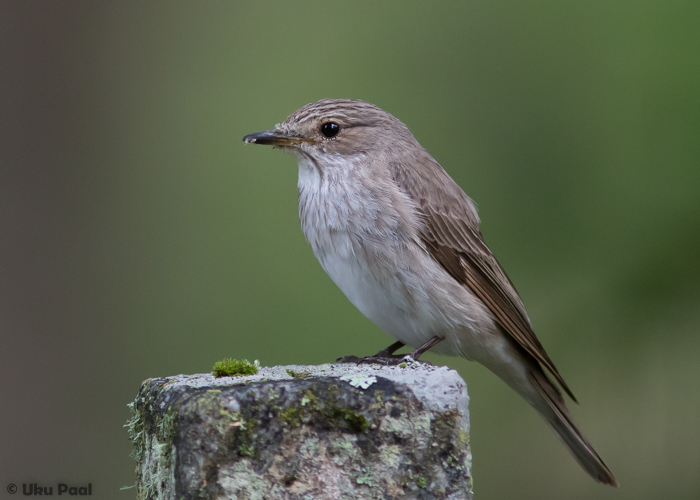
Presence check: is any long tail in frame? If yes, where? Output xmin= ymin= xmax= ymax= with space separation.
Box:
xmin=527 ymin=368 xmax=618 ymax=487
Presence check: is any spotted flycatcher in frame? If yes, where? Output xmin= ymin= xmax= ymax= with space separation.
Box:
xmin=243 ymin=99 xmax=617 ymax=486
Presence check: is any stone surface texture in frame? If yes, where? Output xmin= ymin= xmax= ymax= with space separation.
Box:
xmin=127 ymin=362 xmax=472 ymax=500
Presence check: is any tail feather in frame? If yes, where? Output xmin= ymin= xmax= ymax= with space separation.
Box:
xmin=528 ymin=369 xmax=618 ymax=487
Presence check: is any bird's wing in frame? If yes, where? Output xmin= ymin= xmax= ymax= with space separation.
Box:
xmin=391 ymin=157 xmax=576 ymax=401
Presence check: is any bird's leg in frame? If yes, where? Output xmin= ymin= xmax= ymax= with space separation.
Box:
xmin=336 ymin=337 xmax=444 ymax=366
xmin=372 ymin=340 xmax=406 ymax=357
xmin=408 ymin=335 xmax=444 ymax=360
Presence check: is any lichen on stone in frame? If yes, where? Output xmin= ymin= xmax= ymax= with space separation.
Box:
xmin=126 ymin=383 xmax=179 ymax=500
xmin=339 ymin=373 xmax=377 ymax=389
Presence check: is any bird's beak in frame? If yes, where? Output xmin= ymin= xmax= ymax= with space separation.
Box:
xmin=242 ymin=129 xmax=313 ymax=147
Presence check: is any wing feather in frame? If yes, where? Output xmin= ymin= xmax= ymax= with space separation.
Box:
xmin=391 ymin=157 xmax=577 ymax=401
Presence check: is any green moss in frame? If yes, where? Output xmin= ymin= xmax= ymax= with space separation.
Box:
xmin=301 ymin=390 xmax=320 ymax=408
xmin=373 ymin=390 xmax=384 ymax=403
xmin=417 ymin=477 xmax=427 ymax=488
xmin=158 ymin=412 xmax=176 ymax=439
xmin=278 ymin=386 xmax=367 ymax=433
xmin=239 ymin=444 xmax=255 ymax=456
xmin=333 ymin=408 xmax=368 ymax=432
xmin=229 ymin=412 xmax=260 ymax=458
xmin=320 ymin=386 xmax=368 ymax=432
xmin=212 ymin=358 xmax=260 ymax=377
xmin=156 ymin=411 xmax=177 ymax=467
xmin=286 ymin=369 xmax=310 ymax=379
xmin=280 ymin=406 xmax=303 ymax=426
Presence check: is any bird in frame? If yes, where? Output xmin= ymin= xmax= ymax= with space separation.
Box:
xmin=242 ymin=98 xmax=617 ymax=486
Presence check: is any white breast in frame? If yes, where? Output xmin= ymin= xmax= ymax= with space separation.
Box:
xmin=295 ymin=154 xmax=495 ymax=354
xmin=297 ymin=156 xmax=433 ymax=345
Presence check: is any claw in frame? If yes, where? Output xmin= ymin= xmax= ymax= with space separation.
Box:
xmin=334 ymin=336 xmax=443 ymax=366
xmin=357 ymin=354 xmax=406 ymax=366
xmin=343 ymin=354 xmax=433 ymax=366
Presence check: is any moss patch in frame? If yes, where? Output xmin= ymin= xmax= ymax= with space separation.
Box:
xmin=212 ymin=358 xmax=260 ymax=377
xmin=286 ymin=368 xmax=311 ymax=379
xmin=279 ymin=386 xmax=368 ymax=433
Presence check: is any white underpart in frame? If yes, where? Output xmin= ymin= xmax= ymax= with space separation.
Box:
xmin=295 ymin=152 xmax=512 ymax=368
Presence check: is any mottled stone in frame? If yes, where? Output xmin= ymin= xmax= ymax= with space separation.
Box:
xmin=127 ymin=362 xmax=472 ymax=499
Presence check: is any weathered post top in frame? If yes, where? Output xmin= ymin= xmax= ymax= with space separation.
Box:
xmin=127 ymin=362 xmax=472 ymax=500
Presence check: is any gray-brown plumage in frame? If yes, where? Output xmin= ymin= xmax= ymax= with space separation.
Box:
xmin=243 ymin=98 xmax=617 ymax=487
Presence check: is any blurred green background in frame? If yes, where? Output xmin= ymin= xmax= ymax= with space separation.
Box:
xmin=1 ymin=1 xmax=699 ymax=499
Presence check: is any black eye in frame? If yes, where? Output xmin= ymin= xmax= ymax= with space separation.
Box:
xmin=321 ymin=122 xmax=340 ymax=138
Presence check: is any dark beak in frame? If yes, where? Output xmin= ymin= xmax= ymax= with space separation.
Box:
xmin=242 ymin=129 xmax=312 ymax=147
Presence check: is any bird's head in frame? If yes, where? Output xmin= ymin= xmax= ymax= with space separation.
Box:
xmin=243 ymin=98 xmax=416 ymax=161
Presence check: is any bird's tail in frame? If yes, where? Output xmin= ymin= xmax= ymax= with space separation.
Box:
xmin=527 ymin=368 xmax=618 ymax=487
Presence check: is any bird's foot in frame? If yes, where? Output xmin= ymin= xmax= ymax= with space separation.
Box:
xmin=335 ymin=354 xmax=432 ymax=366
xmin=334 ymin=337 xmax=443 ymax=366
xmin=335 ymin=335 xmax=445 ymax=366
xmin=335 ymin=340 xmax=406 ymax=365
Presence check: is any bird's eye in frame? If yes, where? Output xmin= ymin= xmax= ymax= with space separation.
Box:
xmin=321 ymin=122 xmax=340 ymax=138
